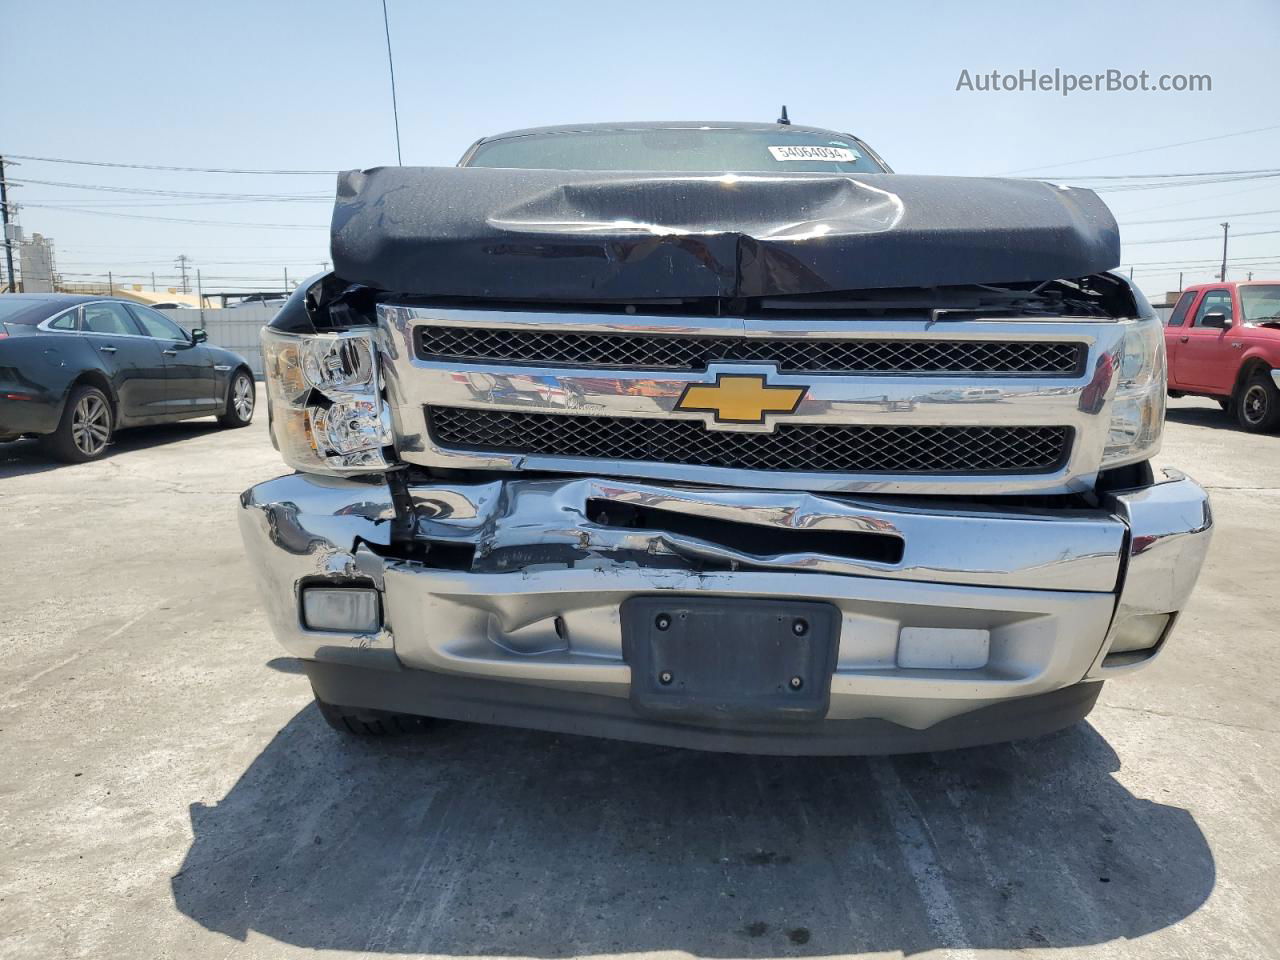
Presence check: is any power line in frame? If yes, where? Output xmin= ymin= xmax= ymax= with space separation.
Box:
xmin=1122 ymin=254 xmax=1280 ymax=267
xmin=58 ymin=241 xmax=325 ymax=250
xmin=1123 ymin=207 xmax=1280 ymax=227
xmin=1052 ymin=167 xmax=1280 ymax=181
xmin=1113 ymin=179 xmax=1280 ymax=217
xmin=57 ymin=257 xmax=327 ymax=266
xmin=10 ymin=176 xmax=328 ymax=200
xmin=1002 ymin=122 xmax=1280 ymax=174
xmin=21 ymin=199 xmax=329 ymax=208
xmin=1126 ymin=227 xmax=1280 ymax=245
xmin=4 ymin=153 xmax=336 ymax=175
xmin=1091 ymin=172 xmax=1280 ymax=193
xmin=19 ymin=203 xmax=327 ymax=229
xmin=24 ymin=198 xmax=317 ymax=207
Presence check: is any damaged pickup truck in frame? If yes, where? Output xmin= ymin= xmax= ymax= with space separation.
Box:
xmin=239 ymin=121 xmax=1213 ymax=754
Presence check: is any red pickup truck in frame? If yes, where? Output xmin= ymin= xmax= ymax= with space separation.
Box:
xmin=1165 ymin=281 xmax=1280 ymax=432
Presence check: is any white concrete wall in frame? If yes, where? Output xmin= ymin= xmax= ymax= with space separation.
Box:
xmin=168 ymin=306 xmax=277 ymax=376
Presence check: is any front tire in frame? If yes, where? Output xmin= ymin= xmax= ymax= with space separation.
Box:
xmin=314 ymin=694 xmax=433 ymax=736
xmin=1236 ymin=373 xmax=1280 ymax=433
xmin=41 ymin=385 xmax=114 ymax=463
xmin=218 ymin=370 xmax=255 ymax=428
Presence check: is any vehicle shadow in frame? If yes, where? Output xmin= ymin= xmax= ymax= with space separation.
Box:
xmin=1165 ymin=405 xmax=1238 ymax=431
xmin=0 ymin=419 xmax=223 ymax=478
xmin=172 ymin=708 xmax=1214 ymax=956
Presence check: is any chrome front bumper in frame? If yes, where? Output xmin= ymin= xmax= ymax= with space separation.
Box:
xmin=238 ymin=470 xmax=1211 ymax=734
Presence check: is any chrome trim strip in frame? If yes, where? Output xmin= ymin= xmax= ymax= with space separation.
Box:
xmin=412 ymin=319 xmax=1089 ymax=377
xmin=382 ymin=304 xmax=1118 ymax=336
xmin=36 ymin=300 xmax=146 ymax=337
xmin=79 ymin=329 xmax=158 ymax=341
xmin=34 ymin=299 xmax=191 ymax=340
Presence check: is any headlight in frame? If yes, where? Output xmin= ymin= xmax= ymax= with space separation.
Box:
xmin=261 ymin=327 xmax=393 ymax=474
xmin=1100 ymin=313 xmax=1165 ymax=468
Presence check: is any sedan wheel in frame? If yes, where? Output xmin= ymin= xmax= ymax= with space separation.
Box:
xmin=71 ymin=394 xmax=112 ymax=456
xmin=233 ymin=375 xmax=254 ymax=420
xmin=219 ymin=371 xmax=256 ymax=428
xmin=42 ymin=384 xmax=114 ymax=463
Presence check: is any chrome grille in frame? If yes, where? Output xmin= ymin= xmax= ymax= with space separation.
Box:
xmin=416 ymin=326 xmax=1085 ymax=375
xmin=428 ymin=407 xmax=1071 ymax=475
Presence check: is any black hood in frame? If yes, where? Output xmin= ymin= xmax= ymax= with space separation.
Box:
xmin=329 ymin=166 xmax=1119 ymax=301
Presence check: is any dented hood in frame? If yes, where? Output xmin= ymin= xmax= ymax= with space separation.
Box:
xmin=330 ymin=166 xmax=1119 ymax=300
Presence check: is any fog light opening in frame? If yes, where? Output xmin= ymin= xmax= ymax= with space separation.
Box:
xmin=1107 ymin=612 xmax=1173 ymax=657
xmin=301 ymin=587 xmax=382 ymax=633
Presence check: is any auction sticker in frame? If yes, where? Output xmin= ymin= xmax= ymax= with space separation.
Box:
xmin=768 ymin=145 xmax=859 ymax=162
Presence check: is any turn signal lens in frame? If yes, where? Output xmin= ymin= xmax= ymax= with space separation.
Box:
xmin=307 ymin=399 xmax=392 ymax=456
xmin=1108 ymin=612 xmax=1172 ymax=655
xmin=1101 ymin=314 xmax=1166 ymax=468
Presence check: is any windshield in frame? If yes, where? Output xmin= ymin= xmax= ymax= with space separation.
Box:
xmin=1240 ymin=285 xmax=1280 ymax=323
xmin=465 ymin=128 xmax=887 ymax=174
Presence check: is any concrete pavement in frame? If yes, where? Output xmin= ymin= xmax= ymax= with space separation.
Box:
xmin=0 ymin=398 xmax=1276 ymax=959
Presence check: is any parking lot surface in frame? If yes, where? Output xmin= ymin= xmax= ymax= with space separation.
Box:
xmin=1 ymin=397 xmax=1277 ymax=959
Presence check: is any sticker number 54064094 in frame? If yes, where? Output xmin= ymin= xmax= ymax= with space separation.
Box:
xmin=767 ymin=145 xmax=859 ymax=162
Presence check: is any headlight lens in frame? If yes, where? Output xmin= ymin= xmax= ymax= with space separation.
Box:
xmin=261 ymin=328 xmax=392 ymax=474
xmin=1101 ymin=314 xmax=1165 ymax=468
xmin=301 ymin=335 xmax=375 ymax=392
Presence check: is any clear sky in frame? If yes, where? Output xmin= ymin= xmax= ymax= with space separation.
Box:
xmin=5 ymin=0 xmax=1280 ymax=299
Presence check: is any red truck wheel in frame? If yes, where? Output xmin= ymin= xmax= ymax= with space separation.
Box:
xmin=1237 ymin=373 xmax=1280 ymax=433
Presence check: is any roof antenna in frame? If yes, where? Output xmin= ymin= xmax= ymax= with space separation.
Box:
xmin=777 ymin=105 xmax=791 ymax=125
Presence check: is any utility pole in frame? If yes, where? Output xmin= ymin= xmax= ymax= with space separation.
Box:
xmin=1220 ymin=222 xmax=1230 ymax=282
xmin=1248 ymin=271 xmax=1254 ymax=281
xmin=108 ymin=271 xmax=113 ymax=295
xmin=1128 ymin=266 xmax=1134 ymax=280
xmin=175 ymin=254 xmax=191 ymax=294
xmin=283 ymin=267 xmax=289 ymax=293
xmin=0 ymin=155 xmax=18 ymax=292
xmin=1178 ymin=271 xmax=1183 ymax=291
xmin=197 ymin=269 xmax=205 ymax=326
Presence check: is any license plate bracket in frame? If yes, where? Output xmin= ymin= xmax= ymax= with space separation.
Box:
xmin=621 ymin=597 xmax=839 ymax=724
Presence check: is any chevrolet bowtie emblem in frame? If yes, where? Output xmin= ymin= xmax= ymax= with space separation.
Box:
xmin=675 ymin=374 xmax=808 ymax=424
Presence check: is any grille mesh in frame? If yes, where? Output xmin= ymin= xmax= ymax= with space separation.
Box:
xmin=428 ymin=407 xmax=1071 ymax=475
xmin=417 ymin=326 xmax=1085 ymax=375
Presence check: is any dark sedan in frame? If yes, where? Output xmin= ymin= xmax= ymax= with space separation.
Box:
xmin=0 ymin=294 xmax=255 ymax=462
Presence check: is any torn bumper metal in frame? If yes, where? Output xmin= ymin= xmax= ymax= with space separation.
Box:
xmin=238 ymin=469 xmax=1211 ymax=751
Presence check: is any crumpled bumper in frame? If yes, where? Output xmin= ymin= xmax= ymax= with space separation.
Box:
xmin=238 ymin=469 xmax=1212 ymax=739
